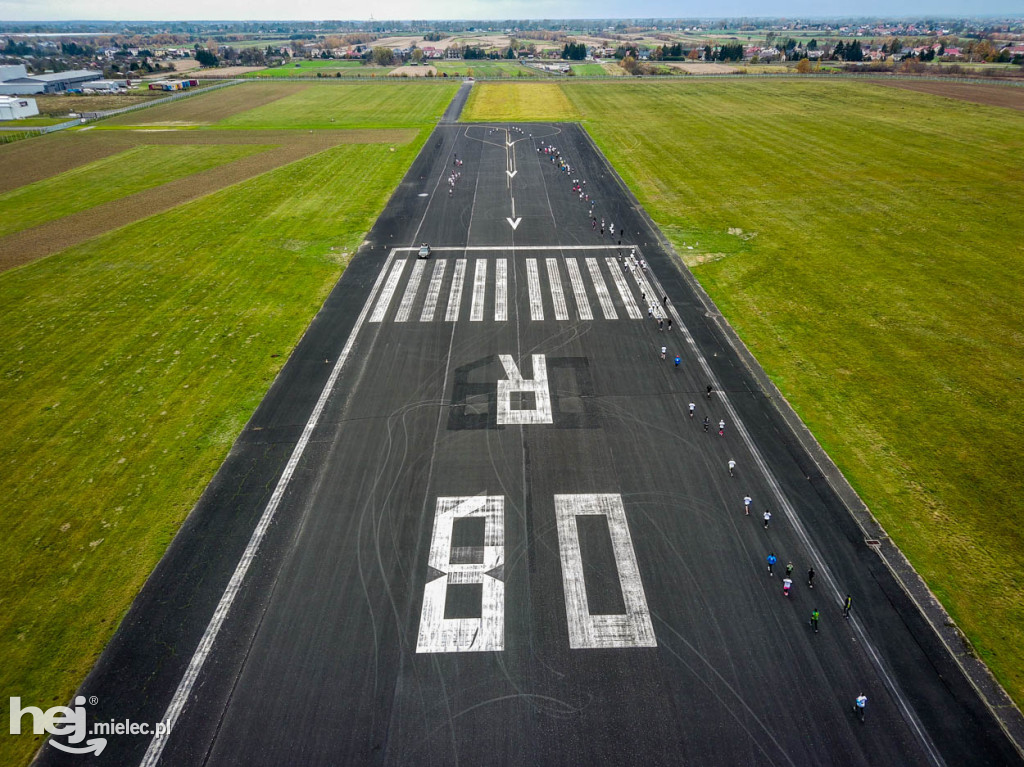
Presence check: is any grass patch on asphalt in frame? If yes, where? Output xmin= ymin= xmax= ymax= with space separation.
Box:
xmin=0 ymin=143 xmax=266 ymax=237
xmin=559 ymin=78 xmax=1024 ymax=704
xmin=215 ymin=80 xmax=459 ymax=129
xmin=461 ymin=82 xmax=580 ymax=121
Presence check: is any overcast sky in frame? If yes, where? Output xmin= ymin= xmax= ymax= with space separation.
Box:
xmin=0 ymin=0 xmax=1020 ymax=23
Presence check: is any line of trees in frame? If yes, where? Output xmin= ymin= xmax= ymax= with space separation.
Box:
xmin=562 ymin=42 xmax=587 ymax=60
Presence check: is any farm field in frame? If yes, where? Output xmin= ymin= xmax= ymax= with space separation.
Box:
xmin=569 ymin=62 xmax=609 ymax=76
xmin=461 ymin=81 xmax=580 ymax=121
xmin=0 ymin=143 xmax=263 ymax=238
xmin=214 ymin=80 xmax=459 ymax=129
xmin=0 ymin=80 xmax=451 ymax=767
xmin=101 ymin=82 xmax=305 ymax=127
xmin=433 ymin=59 xmax=542 ymax=78
xmin=467 ymin=77 xmax=1024 ymax=706
xmin=250 ymin=59 xmax=366 ymax=77
xmin=32 ymin=89 xmax=169 ymax=117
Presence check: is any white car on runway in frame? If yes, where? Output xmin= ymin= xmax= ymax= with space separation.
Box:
xmin=418 ymin=244 xmax=431 ymax=258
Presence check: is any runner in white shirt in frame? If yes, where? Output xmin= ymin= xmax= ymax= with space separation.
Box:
xmin=743 ymin=496 xmax=752 ymax=515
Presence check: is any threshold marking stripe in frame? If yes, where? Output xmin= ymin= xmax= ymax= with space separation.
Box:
xmin=420 ymin=260 xmax=447 ymax=322
xmin=526 ymin=259 xmax=544 ymax=321
xmin=370 ymin=260 xmax=406 ymax=322
xmin=546 ymin=258 xmax=569 ymax=321
xmin=470 ymin=259 xmax=487 ymax=322
xmin=446 ymin=258 xmax=467 ymax=322
xmin=606 ymin=258 xmax=642 ymax=319
xmin=139 ymin=248 xmax=400 ymax=767
xmin=565 ymin=258 xmax=593 ymax=321
xmin=586 ymin=257 xmax=618 ymax=320
xmin=395 ymin=259 xmax=427 ymax=322
xmin=495 ymin=259 xmax=508 ymax=321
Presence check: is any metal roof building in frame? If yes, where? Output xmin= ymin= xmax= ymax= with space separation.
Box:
xmin=0 ymin=65 xmax=103 ymax=95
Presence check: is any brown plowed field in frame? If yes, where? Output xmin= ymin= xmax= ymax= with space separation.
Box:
xmin=102 ymin=82 xmax=307 ymax=126
xmin=871 ymin=79 xmax=1024 ymax=111
xmin=0 ymin=128 xmax=416 ymax=272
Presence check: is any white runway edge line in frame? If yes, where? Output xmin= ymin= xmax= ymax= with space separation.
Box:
xmin=645 ymin=268 xmax=947 ymax=767
xmin=138 ymin=248 xmax=400 ymax=767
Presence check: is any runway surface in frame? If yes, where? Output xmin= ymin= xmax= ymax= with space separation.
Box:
xmin=41 ymin=95 xmax=1022 ymax=765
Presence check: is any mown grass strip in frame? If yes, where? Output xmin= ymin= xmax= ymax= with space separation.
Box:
xmin=461 ymin=81 xmax=581 ymax=122
xmin=215 ymin=80 xmax=459 ymax=129
xmin=0 ymin=131 xmax=428 ymax=767
xmin=556 ymin=78 xmax=1024 ymax=705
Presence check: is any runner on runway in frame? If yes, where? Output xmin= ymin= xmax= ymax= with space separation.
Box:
xmin=767 ymin=552 xmax=777 ymax=576
xmin=719 ymin=419 xmax=726 ymax=436
xmin=707 ymin=384 xmax=714 ymax=399
xmin=744 ymin=495 xmax=752 ymax=515
xmin=763 ymin=509 xmax=772 ymax=529
xmin=703 ymin=416 xmax=710 ymax=433
xmin=808 ymin=567 xmax=816 ymax=589
xmin=810 ymin=609 xmax=820 ymax=633
xmin=843 ymin=594 xmax=853 ymax=619
xmin=783 ymin=577 xmax=793 ymax=596
xmin=688 ymin=402 xmax=695 ymax=418
xmin=728 ymin=459 xmax=736 ymax=476
xmin=786 ymin=561 xmax=794 ymax=578
xmin=854 ymin=694 xmax=867 ymax=721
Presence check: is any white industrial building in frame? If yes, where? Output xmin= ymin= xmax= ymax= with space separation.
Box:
xmin=0 ymin=64 xmax=103 ymax=95
xmin=0 ymin=95 xmax=40 ymax=120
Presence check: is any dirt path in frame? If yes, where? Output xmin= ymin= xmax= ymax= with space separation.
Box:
xmin=871 ymin=79 xmax=1024 ymax=111
xmin=0 ymin=128 xmax=416 ymax=272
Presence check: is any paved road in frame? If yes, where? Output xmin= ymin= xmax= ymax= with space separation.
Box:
xmin=39 ymin=115 xmax=1021 ymax=767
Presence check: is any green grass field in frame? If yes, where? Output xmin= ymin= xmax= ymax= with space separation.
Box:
xmin=250 ymin=59 xmax=366 ymax=77
xmin=569 ymin=63 xmax=609 ymax=77
xmin=462 ymin=82 xmax=581 ymax=122
xmin=0 ymin=144 xmax=265 ymax=237
xmin=433 ymin=60 xmax=542 ymax=78
xmin=215 ymin=81 xmax=458 ymax=129
xmin=0 ymin=81 xmax=451 ymax=767
xmin=465 ymin=78 xmax=1024 ymax=706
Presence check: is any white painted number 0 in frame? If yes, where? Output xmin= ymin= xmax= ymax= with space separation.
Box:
xmin=416 ymin=494 xmax=655 ymax=653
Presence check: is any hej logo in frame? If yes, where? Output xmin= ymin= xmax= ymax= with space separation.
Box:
xmin=9 ymin=696 xmax=107 ymax=756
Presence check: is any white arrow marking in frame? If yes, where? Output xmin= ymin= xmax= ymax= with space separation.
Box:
xmin=50 ymin=738 xmax=107 ymax=756
xmin=506 ymin=217 xmax=522 ymax=230
xmin=506 ymin=170 xmax=517 ymax=179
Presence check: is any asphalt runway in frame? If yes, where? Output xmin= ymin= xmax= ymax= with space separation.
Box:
xmin=41 ymin=96 xmax=1022 ymax=765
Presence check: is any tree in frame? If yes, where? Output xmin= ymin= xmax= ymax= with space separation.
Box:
xmin=194 ymin=47 xmax=218 ymax=67
xmin=807 ymin=39 xmax=818 ymax=51
xmin=796 ymin=58 xmax=812 ymax=73
xmin=621 ymin=55 xmax=639 ymax=75
xmin=411 ymin=48 xmax=424 ymax=64
xmin=371 ymin=46 xmax=395 ymax=66
xmin=704 ymin=44 xmax=712 ymax=61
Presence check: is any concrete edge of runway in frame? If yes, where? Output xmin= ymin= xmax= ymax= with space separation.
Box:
xmin=575 ymin=125 xmax=1024 ymax=760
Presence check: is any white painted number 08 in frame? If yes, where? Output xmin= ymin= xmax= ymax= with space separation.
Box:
xmin=415 ymin=493 xmax=655 ymax=653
